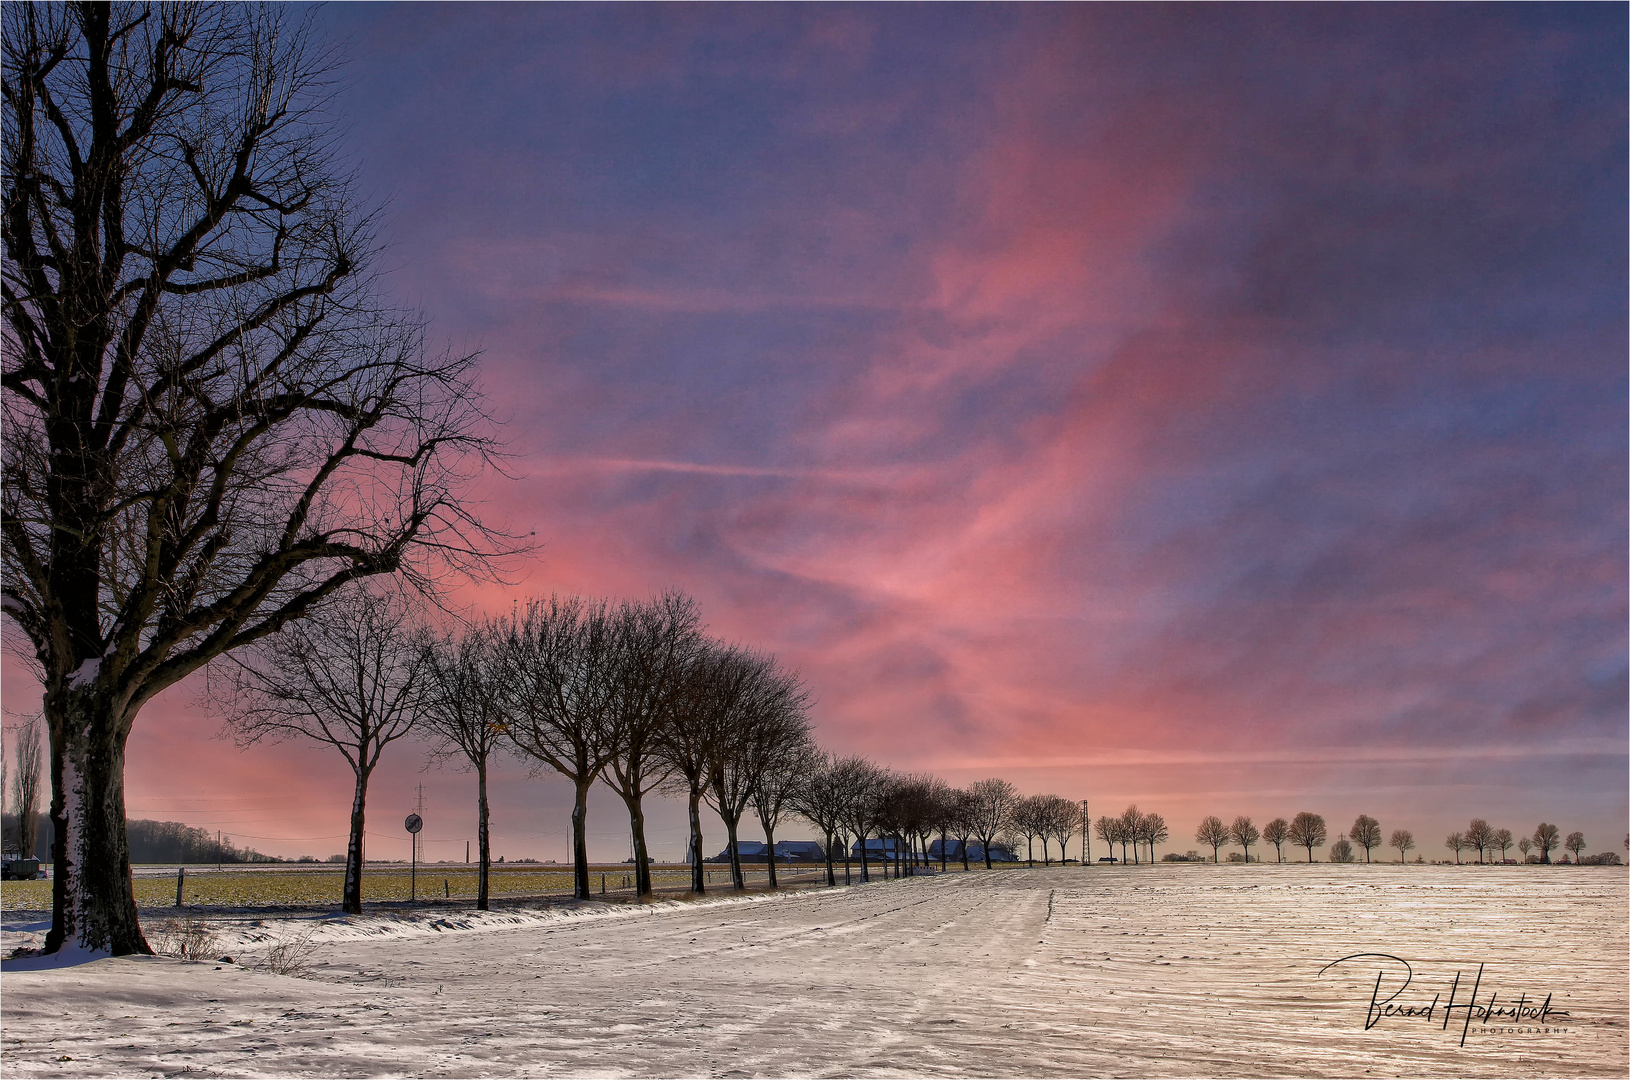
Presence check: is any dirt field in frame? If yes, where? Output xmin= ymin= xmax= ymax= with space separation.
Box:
xmin=2 ymin=864 xmax=1624 ymax=1077
xmin=0 ymin=863 xmax=819 ymax=910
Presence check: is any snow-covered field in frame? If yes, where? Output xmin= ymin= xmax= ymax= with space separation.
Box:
xmin=2 ymin=865 xmax=1624 ymax=1078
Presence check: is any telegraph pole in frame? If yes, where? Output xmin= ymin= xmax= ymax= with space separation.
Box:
xmin=1081 ymin=800 xmax=1089 ymax=865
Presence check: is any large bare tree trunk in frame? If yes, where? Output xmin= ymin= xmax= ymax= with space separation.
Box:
xmin=620 ymin=792 xmax=654 ymax=897
xmin=44 ymin=693 xmax=146 ymax=956
xmin=762 ymin=821 xmax=779 ymax=889
xmin=571 ymin=778 xmax=593 ymax=899
xmin=476 ymin=762 xmax=491 ymax=910
xmin=343 ymin=767 xmax=372 ymax=915
xmin=687 ymin=790 xmax=706 ymax=894
xmin=724 ymin=813 xmax=745 ymax=890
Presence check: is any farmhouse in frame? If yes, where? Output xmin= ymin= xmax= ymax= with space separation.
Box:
xmin=706 ymin=840 xmax=827 ymax=863
xmin=928 ymin=839 xmax=1018 ymax=862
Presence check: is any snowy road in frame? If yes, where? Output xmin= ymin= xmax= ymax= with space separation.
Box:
xmin=3 ymin=865 xmax=1625 ymax=1077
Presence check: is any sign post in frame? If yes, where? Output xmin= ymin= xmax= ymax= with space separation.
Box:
xmin=405 ymin=813 xmax=423 ymax=901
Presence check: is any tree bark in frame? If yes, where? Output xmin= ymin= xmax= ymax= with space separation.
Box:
xmin=723 ymin=813 xmax=745 ymax=890
xmin=762 ymin=819 xmax=778 ymax=889
xmin=44 ymin=693 xmax=148 ymax=956
xmin=823 ymin=831 xmax=836 ymax=886
xmin=476 ymin=760 xmax=491 ymax=911
xmin=343 ymin=765 xmax=372 ymax=915
xmin=620 ymin=791 xmax=654 ymax=898
xmin=571 ymin=777 xmax=593 ymax=899
xmin=687 ymin=788 xmax=706 ymax=894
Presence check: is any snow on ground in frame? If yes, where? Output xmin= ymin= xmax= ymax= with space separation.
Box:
xmin=2 ymin=865 xmax=1625 ymax=1078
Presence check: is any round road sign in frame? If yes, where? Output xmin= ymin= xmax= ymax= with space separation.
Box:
xmin=404 ymin=813 xmax=423 ymax=834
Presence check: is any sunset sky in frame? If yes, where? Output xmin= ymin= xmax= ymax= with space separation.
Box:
xmin=5 ymin=4 xmax=1624 ymax=864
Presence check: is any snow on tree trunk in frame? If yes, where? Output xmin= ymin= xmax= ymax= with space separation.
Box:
xmin=343 ymin=767 xmax=372 ymax=915
xmin=45 ymin=692 xmax=148 ymax=956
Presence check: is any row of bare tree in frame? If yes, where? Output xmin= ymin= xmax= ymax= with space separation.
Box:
xmin=220 ymin=587 xmax=813 ymax=913
xmin=1185 ymin=812 xmax=1600 ymax=865
xmin=1093 ymin=806 xmax=1171 ymax=863
xmin=792 ymin=771 xmax=1089 ymax=883
xmin=220 ymin=585 xmax=1104 ymax=912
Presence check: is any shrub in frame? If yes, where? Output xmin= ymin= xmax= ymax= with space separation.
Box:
xmin=259 ymin=925 xmax=321 ymax=977
xmin=148 ymin=917 xmax=220 ymax=963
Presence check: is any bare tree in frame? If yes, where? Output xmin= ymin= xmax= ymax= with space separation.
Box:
xmin=946 ymin=789 xmax=977 ymax=871
xmin=1465 ymin=819 xmax=1495 ymax=865
xmin=1445 ymin=832 xmax=1466 ymax=864
xmin=1262 ymin=817 xmax=1289 ymax=863
xmin=790 ymin=753 xmax=847 ymax=887
xmin=1517 ymin=836 xmax=1532 ymax=861
xmin=1011 ymin=795 xmax=1046 ymax=867
xmin=4 ymin=716 xmax=42 ymax=860
xmin=1046 ymin=795 xmax=1079 ymax=866
xmin=1389 ymin=829 xmax=1414 ymax=863
xmin=834 ymin=756 xmax=887 ymax=882
xmin=1532 ymin=823 xmax=1559 ymax=864
xmin=911 ymin=775 xmax=954 ymax=873
xmin=1564 ymin=831 xmax=1586 ymax=864
xmin=658 ymin=640 xmax=736 ymax=893
xmin=420 ymin=623 xmax=507 ymax=910
xmin=1328 ymin=838 xmax=1356 ymax=863
xmin=1139 ymin=811 xmax=1169 ymax=864
xmin=751 ymin=722 xmax=818 ymax=890
xmin=219 ymin=586 xmax=426 ymax=914
xmin=966 ymin=778 xmax=1019 ymax=869
xmin=1286 ymin=812 xmax=1327 ymax=862
xmin=1493 ymin=828 xmax=1513 ymax=862
xmin=7 ymin=715 xmax=43 ymax=860
xmin=1229 ymin=816 xmax=1259 ymax=863
xmin=707 ymin=651 xmax=809 ymax=890
xmin=1195 ymin=816 xmax=1229 ymax=863
xmin=1349 ymin=815 xmax=1382 ymax=863
xmin=1119 ymin=805 xmax=1145 ymax=865
xmin=601 ymin=593 xmax=701 ymax=897
xmin=1093 ymin=814 xmax=1119 ymax=862
xmin=503 ymin=596 xmax=617 ymax=901
xmin=2 ymin=4 xmax=504 ymax=955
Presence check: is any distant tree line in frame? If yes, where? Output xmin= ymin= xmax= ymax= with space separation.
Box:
xmin=4 ymin=817 xmax=274 ymax=864
xmin=1175 ymin=811 xmax=1619 ymax=866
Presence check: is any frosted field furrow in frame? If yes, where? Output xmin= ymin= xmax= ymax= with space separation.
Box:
xmin=2 ymin=865 xmax=1624 ymax=1078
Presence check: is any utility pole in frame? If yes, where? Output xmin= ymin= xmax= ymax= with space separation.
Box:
xmin=1081 ymin=800 xmax=1089 ymax=865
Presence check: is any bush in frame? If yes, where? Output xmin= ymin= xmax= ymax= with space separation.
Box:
xmin=259 ymin=925 xmax=321 ymax=977
xmin=1580 ymin=852 xmax=1623 ymax=866
xmin=1328 ymin=839 xmax=1356 ymax=863
xmin=1161 ymin=852 xmax=1205 ymax=862
xmin=148 ymin=917 xmax=220 ymax=962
